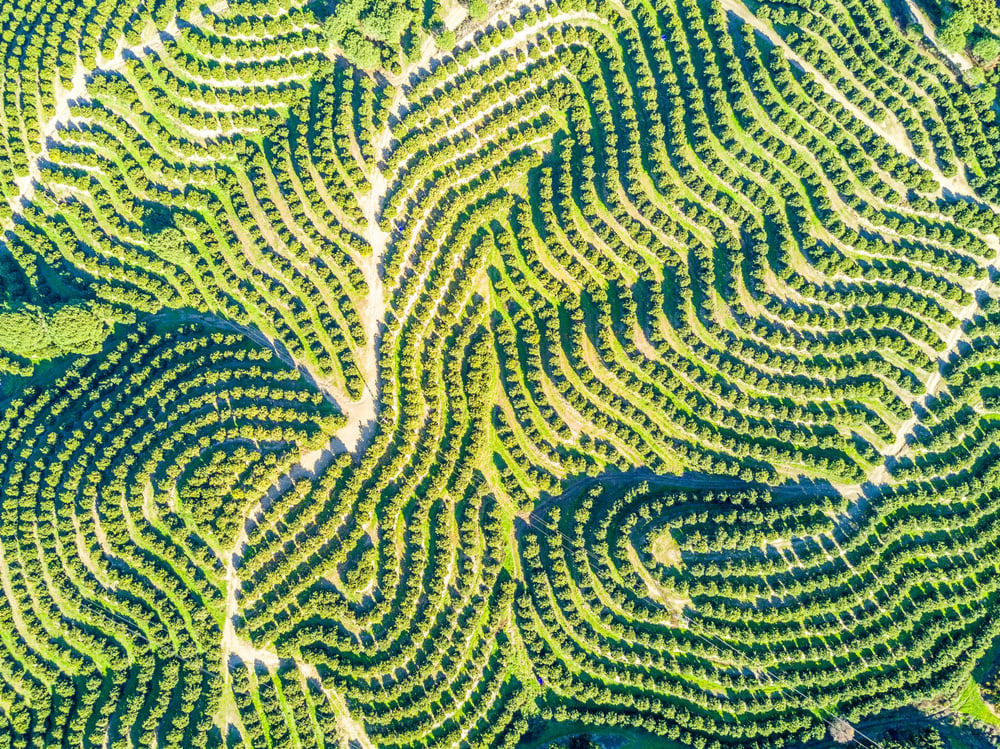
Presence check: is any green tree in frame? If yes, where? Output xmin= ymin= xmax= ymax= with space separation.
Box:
xmin=360 ymin=0 xmax=411 ymax=42
xmin=964 ymin=66 xmax=986 ymax=86
xmin=469 ymin=0 xmax=488 ymax=20
xmin=151 ymin=226 xmax=189 ymax=265
xmin=972 ymin=32 xmax=1000 ymax=61
xmin=48 ymin=304 xmax=108 ymax=355
xmin=437 ymin=29 xmax=456 ymax=50
xmin=0 ymin=302 xmax=109 ymax=359
xmin=938 ymin=8 xmax=973 ymax=52
xmin=342 ymin=29 xmax=382 ymax=68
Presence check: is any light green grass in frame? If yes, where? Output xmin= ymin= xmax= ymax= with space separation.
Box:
xmin=955 ymin=676 xmax=1000 ymax=728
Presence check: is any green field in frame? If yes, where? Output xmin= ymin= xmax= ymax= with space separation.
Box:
xmin=1 ymin=0 xmax=1000 ymax=746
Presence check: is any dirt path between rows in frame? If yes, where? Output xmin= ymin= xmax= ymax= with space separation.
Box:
xmin=866 ymin=258 xmax=997 ymax=484
xmin=719 ymin=0 xmax=1000 ymax=486
xmin=901 ymin=0 xmax=972 ymax=72
xmin=720 ymin=0 xmax=983 ymax=202
xmin=2 ymin=2 xmax=229 ymax=228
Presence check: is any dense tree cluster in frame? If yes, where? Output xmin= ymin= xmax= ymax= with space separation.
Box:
xmin=1 ymin=0 xmax=375 ymax=400
xmin=0 ymin=0 xmax=999 ymax=744
xmin=0 ymin=323 xmax=341 ymax=747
